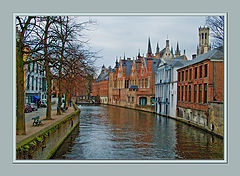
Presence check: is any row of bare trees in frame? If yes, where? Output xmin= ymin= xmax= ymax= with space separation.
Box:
xmin=16 ymin=16 xmax=97 ymax=135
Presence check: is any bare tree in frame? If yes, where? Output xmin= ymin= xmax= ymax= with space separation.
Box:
xmin=16 ymin=16 xmax=44 ymax=135
xmin=51 ymin=16 xmax=96 ymax=113
xmin=16 ymin=15 xmax=98 ymax=134
xmin=206 ymin=16 xmax=224 ymax=48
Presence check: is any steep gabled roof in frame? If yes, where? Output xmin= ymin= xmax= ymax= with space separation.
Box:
xmin=125 ymin=60 xmax=133 ymax=76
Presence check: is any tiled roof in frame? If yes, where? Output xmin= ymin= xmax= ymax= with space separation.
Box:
xmin=125 ymin=60 xmax=133 ymax=76
xmin=178 ymin=48 xmax=223 ymax=69
xmin=96 ymin=69 xmax=109 ymax=82
xmin=152 ymin=59 xmax=161 ymax=73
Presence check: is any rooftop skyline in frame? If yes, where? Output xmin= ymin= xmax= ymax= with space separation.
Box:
xmin=80 ymin=15 xmax=208 ymax=74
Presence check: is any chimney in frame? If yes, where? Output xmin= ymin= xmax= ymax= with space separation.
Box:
xmin=192 ymin=54 xmax=197 ymax=59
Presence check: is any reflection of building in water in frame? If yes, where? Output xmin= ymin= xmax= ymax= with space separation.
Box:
xmin=153 ymin=115 xmax=177 ymax=159
xmin=107 ymin=106 xmax=179 ymax=159
xmin=107 ymin=106 xmax=156 ymax=155
xmin=174 ymin=122 xmax=224 ymax=159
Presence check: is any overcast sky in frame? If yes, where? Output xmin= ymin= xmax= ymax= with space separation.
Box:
xmin=79 ymin=15 xmax=207 ymax=74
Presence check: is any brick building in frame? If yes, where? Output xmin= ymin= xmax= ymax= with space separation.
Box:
xmin=176 ymin=47 xmax=224 ymax=131
xmin=92 ymin=65 xmax=110 ymax=104
xmin=107 ymin=38 xmax=180 ymax=112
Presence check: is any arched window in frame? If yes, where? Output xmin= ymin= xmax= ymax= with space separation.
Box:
xmin=205 ymin=33 xmax=207 ymax=39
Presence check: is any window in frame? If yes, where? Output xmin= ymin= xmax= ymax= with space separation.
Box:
xmin=31 ymin=76 xmax=34 ymax=91
xmin=178 ymin=72 xmax=181 ymax=81
xmin=199 ymin=65 xmax=202 ymax=78
xmin=205 ymin=33 xmax=207 ymax=39
xmin=181 ymin=86 xmax=184 ymax=101
xmin=39 ymin=78 xmax=41 ymax=90
xmin=36 ymin=64 xmax=38 ymax=74
xmin=182 ymin=71 xmax=184 ymax=81
xmin=27 ymin=75 xmax=30 ymax=90
xmin=185 ymin=85 xmax=187 ymax=101
xmin=177 ymin=86 xmax=180 ymax=101
xmin=204 ymin=64 xmax=208 ymax=77
xmin=36 ymin=77 xmax=38 ymax=91
xmin=189 ymin=69 xmax=192 ymax=80
xmin=132 ymin=97 xmax=134 ymax=103
xmin=128 ymin=96 xmax=130 ymax=103
xmin=186 ymin=70 xmax=188 ymax=81
xmin=204 ymin=83 xmax=207 ymax=103
xmin=189 ymin=85 xmax=192 ymax=102
xmin=125 ymin=80 xmax=129 ymax=88
xmin=32 ymin=62 xmax=35 ymax=72
xmin=199 ymin=84 xmax=202 ymax=104
xmin=194 ymin=67 xmax=198 ymax=79
xmin=194 ymin=85 xmax=197 ymax=103
xmin=139 ymin=97 xmax=147 ymax=106
xmin=145 ymin=78 xmax=148 ymax=88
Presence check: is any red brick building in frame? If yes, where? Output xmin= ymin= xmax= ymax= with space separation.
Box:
xmin=107 ymin=38 xmax=165 ymax=112
xmin=92 ymin=65 xmax=110 ymax=103
xmin=176 ymin=47 xmax=224 ymax=130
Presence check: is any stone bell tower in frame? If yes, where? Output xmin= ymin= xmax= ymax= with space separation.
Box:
xmin=198 ymin=27 xmax=210 ymax=55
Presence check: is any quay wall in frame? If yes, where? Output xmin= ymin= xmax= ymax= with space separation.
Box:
xmin=99 ymin=102 xmax=223 ymax=138
xmin=159 ymin=102 xmax=224 ymax=138
xmin=16 ymin=103 xmax=80 ymax=160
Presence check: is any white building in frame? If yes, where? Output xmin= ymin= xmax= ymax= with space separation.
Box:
xmin=25 ymin=55 xmax=47 ymax=104
xmin=155 ymin=57 xmax=188 ymax=117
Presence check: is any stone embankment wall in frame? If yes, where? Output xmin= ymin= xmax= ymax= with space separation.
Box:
xmin=16 ymin=103 xmax=80 ymax=160
xmin=208 ymin=101 xmax=224 ymax=137
xmin=173 ymin=102 xmax=223 ymax=138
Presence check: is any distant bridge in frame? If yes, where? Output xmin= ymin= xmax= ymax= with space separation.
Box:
xmin=74 ymin=96 xmax=95 ymax=105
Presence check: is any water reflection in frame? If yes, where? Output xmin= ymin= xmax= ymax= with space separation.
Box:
xmin=52 ymin=105 xmax=223 ymax=160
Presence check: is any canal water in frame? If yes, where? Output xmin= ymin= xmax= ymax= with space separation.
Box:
xmin=52 ymin=105 xmax=224 ymax=160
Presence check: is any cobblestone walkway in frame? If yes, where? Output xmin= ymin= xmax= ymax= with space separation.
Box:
xmin=16 ymin=106 xmax=75 ymax=144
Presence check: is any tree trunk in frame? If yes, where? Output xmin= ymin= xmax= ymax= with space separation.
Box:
xmin=16 ymin=42 xmax=26 ymax=135
xmin=57 ymin=64 xmax=62 ymax=115
xmin=45 ymin=60 xmax=52 ymax=120
xmin=44 ymin=16 xmax=52 ymax=120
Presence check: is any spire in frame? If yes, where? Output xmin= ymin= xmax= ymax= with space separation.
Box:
xmin=156 ymin=42 xmax=160 ymax=54
xmin=175 ymin=42 xmax=181 ymax=57
xmin=138 ymin=49 xmax=141 ymax=58
xmin=171 ymin=46 xmax=174 ymax=54
xmin=124 ymin=52 xmax=126 ymax=60
xmin=176 ymin=42 xmax=180 ymax=52
xmin=147 ymin=37 xmax=152 ymax=55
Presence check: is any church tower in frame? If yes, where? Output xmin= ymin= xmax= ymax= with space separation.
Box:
xmin=198 ymin=27 xmax=210 ymax=55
